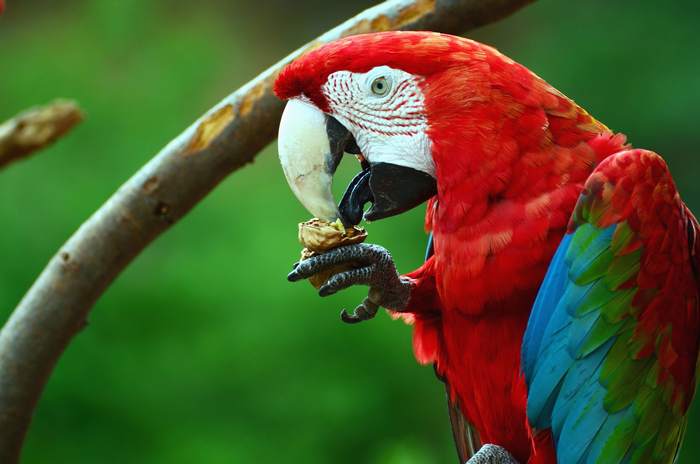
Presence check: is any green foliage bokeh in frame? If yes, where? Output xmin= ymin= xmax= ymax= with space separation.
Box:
xmin=0 ymin=1 xmax=698 ymax=462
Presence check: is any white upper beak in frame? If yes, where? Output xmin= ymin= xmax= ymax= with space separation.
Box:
xmin=278 ymin=99 xmax=340 ymax=221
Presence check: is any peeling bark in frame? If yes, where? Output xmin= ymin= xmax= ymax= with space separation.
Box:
xmin=0 ymin=0 xmax=534 ymax=462
xmin=0 ymin=100 xmax=83 ymax=170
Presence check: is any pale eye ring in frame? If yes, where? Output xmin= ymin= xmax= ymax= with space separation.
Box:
xmin=370 ymin=76 xmax=390 ymax=96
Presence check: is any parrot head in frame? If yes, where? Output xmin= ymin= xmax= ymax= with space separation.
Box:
xmin=274 ymin=31 xmax=563 ymax=226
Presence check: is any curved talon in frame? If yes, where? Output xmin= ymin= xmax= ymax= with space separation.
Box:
xmin=340 ymin=298 xmax=379 ymax=324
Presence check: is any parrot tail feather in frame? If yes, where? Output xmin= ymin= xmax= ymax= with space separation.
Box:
xmin=445 ymin=380 xmax=481 ymax=463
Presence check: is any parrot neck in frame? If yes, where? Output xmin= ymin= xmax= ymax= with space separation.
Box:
xmin=429 ymin=124 xmax=627 ymax=237
xmin=422 ymin=60 xmax=625 ymax=237
xmin=431 ymin=144 xmax=571 ymax=231
xmin=427 ymin=125 xmax=627 ymax=316
xmin=422 ymin=62 xmax=628 ymax=314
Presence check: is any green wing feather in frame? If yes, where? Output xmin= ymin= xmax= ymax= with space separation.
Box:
xmin=523 ymin=150 xmax=699 ymax=464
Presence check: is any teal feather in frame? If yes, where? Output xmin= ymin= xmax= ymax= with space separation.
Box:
xmin=523 ymin=151 xmax=698 ymax=464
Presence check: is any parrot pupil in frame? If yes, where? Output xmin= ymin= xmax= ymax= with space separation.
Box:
xmin=372 ymin=77 xmax=388 ymax=96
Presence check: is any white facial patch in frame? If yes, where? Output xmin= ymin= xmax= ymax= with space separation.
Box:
xmin=322 ymin=65 xmax=434 ymax=178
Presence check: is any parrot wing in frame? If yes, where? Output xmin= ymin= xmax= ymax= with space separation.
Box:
xmin=522 ymin=149 xmax=700 ymax=464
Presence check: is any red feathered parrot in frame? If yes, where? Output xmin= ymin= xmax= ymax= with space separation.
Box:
xmin=274 ymin=31 xmax=700 ymax=464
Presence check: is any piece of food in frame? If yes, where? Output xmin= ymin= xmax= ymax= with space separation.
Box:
xmin=298 ymin=218 xmax=367 ymax=288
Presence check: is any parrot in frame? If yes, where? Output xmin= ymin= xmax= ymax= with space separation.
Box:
xmin=274 ymin=31 xmax=700 ymax=464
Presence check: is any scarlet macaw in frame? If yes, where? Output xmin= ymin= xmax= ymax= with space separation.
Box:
xmin=275 ymin=32 xmax=700 ymax=464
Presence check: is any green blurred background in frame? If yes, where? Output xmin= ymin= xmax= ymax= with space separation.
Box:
xmin=1 ymin=0 xmax=698 ymax=462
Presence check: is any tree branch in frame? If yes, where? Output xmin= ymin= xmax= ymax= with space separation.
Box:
xmin=0 ymin=0 xmax=534 ymax=461
xmin=0 ymin=100 xmax=83 ymax=170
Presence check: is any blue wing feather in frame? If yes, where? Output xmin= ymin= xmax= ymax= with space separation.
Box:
xmin=523 ymin=150 xmax=696 ymax=464
xmin=521 ymin=233 xmax=572 ymax=382
xmin=522 ymin=224 xmax=619 ymax=462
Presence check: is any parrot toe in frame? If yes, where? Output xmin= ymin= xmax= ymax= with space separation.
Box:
xmin=466 ymin=444 xmax=519 ymax=464
xmin=287 ymin=243 xmax=412 ymax=323
xmin=340 ymin=297 xmax=380 ymax=324
xmin=318 ymin=267 xmax=373 ymax=296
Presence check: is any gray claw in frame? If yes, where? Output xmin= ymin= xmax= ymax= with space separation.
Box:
xmin=466 ymin=445 xmax=518 ymax=464
xmin=340 ymin=297 xmax=379 ymax=324
xmin=287 ymin=243 xmax=412 ymax=320
xmin=318 ymin=267 xmax=372 ymax=297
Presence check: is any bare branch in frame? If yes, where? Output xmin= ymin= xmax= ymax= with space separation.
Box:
xmin=0 ymin=0 xmax=534 ymax=461
xmin=0 ymin=100 xmax=83 ymax=170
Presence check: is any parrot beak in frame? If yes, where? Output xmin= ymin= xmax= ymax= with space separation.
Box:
xmin=278 ymin=99 xmax=351 ymax=221
xmin=338 ymin=162 xmax=437 ymax=226
xmin=278 ymin=99 xmax=436 ymax=226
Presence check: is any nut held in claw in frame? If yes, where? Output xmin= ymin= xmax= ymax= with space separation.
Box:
xmin=299 ymin=218 xmax=367 ymax=288
xmin=278 ymin=100 xmax=368 ymax=288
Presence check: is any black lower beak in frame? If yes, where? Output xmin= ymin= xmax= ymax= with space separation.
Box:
xmin=338 ymin=162 xmax=437 ymax=226
xmin=338 ymin=168 xmax=372 ymax=226
xmin=326 ymin=115 xmax=436 ymax=226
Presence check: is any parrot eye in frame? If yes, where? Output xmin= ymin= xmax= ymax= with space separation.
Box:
xmin=370 ymin=76 xmax=390 ymax=96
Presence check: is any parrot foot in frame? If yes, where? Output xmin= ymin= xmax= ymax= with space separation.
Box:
xmin=466 ymin=445 xmax=518 ymax=464
xmin=288 ymin=243 xmax=411 ymax=324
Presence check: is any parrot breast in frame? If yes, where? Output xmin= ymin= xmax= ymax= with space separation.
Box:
xmin=415 ymin=47 xmax=628 ymax=462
